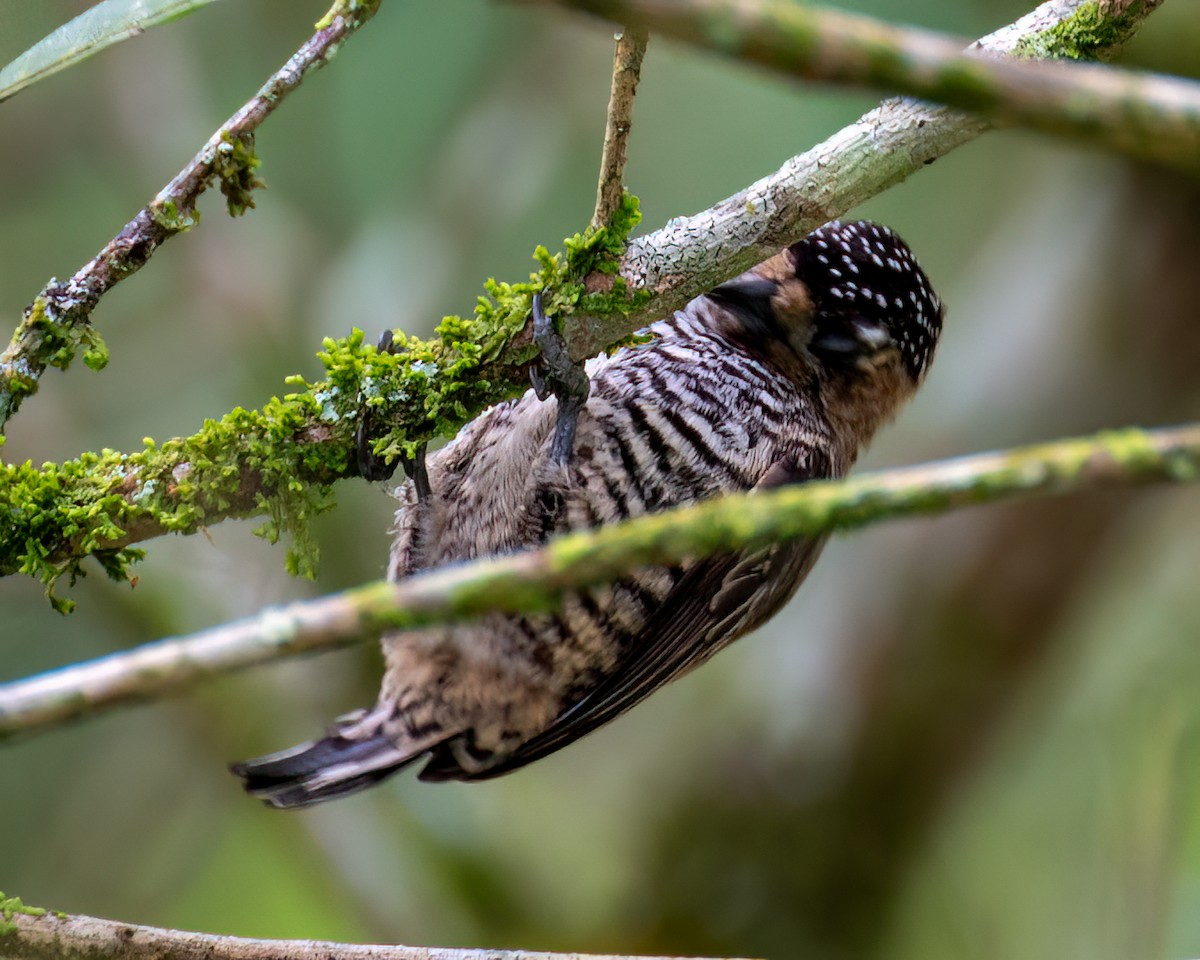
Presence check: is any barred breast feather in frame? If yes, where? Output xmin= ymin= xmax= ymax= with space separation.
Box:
xmin=390 ymin=300 xmax=842 ymax=782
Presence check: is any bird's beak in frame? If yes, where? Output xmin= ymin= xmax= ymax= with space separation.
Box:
xmin=708 ymin=277 xmax=778 ymax=310
xmin=706 ymin=277 xmax=779 ymax=329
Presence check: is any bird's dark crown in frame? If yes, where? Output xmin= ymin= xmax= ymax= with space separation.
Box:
xmin=705 ymin=221 xmax=942 ymax=383
xmin=787 ymin=220 xmax=943 ymax=382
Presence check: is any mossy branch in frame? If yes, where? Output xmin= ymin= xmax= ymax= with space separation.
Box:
xmin=545 ymin=0 xmax=1195 ymax=174
xmin=0 ymin=0 xmax=383 ymax=428
xmin=0 ymin=898 xmax=740 ymax=960
xmin=0 ymin=211 xmax=644 ymax=611
xmin=2 ymin=422 xmax=1197 ymax=741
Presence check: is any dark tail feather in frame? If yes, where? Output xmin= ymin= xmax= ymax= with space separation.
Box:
xmin=231 ymin=713 xmax=448 ymax=809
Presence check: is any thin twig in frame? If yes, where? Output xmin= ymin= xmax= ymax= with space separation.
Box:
xmin=547 ymin=0 xmax=1195 ymax=175
xmin=2 ymin=422 xmax=1197 ymax=741
xmin=592 ymin=26 xmax=648 ymax=230
xmin=1 ymin=906 xmax=744 ymax=960
xmin=0 ymin=0 xmax=383 ymax=427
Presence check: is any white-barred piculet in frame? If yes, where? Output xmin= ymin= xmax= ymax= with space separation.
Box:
xmin=232 ymin=220 xmax=943 ymax=808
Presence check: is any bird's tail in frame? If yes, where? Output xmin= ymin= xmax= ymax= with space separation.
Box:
xmin=230 ymin=707 xmax=452 ymax=809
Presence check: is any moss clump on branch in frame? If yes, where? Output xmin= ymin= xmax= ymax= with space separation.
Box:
xmin=0 ymin=299 xmax=110 ymax=419
xmin=0 ymin=388 xmax=344 ymax=613
xmin=15 ymin=299 xmax=74 ymax=371
xmin=1 ymin=196 xmax=647 ymax=612
xmin=1013 ymin=0 xmax=1154 ymax=61
xmin=0 ymin=306 xmax=109 ymax=429
xmin=213 ymin=130 xmax=265 ymax=216
xmin=149 ymin=197 xmax=198 ymax=233
xmin=356 ymin=192 xmax=648 ymax=464
xmin=0 ymin=892 xmax=48 ymax=937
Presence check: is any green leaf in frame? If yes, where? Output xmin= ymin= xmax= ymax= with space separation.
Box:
xmin=0 ymin=0 xmax=232 ymax=104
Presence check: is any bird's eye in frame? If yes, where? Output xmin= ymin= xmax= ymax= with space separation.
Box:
xmin=809 ymin=314 xmax=893 ymax=370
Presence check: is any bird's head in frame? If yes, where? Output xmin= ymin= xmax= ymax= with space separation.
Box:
xmin=706 ymin=220 xmax=943 ymax=411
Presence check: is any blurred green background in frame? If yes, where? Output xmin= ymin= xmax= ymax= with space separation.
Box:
xmin=3 ymin=2 xmax=1200 ymax=958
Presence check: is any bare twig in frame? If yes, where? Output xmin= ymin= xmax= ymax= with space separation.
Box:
xmin=2 ymin=422 xmax=1197 ymax=740
xmin=592 ymin=26 xmax=649 ymax=229
xmin=547 ymin=0 xmax=1195 ymax=176
xmin=1 ymin=905 xmax=745 ymax=960
xmin=0 ymin=0 xmax=383 ymax=427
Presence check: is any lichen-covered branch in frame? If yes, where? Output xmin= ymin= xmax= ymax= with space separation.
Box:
xmin=2 ymin=422 xmax=1196 ymax=741
xmin=548 ymin=0 xmax=1194 ymax=175
xmin=0 ymin=899 xmax=737 ymax=960
xmin=0 ymin=0 xmax=383 ymax=427
xmin=592 ymin=27 xmax=649 ymax=230
xmin=0 ymin=0 xmax=1155 ymax=607
xmin=605 ymin=0 xmax=1164 ymax=320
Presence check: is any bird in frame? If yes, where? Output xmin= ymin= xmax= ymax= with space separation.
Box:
xmin=231 ymin=220 xmax=944 ymax=808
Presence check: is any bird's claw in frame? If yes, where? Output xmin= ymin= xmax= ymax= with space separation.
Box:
xmin=401 ymin=443 xmax=433 ymax=503
xmin=530 ymin=293 xmax=589 ymax=465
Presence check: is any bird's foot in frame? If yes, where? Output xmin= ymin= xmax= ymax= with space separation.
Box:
xmin=401 ymin=443 xmax=432 ymax=503
xmin=530 ymin=292 xmax=589 ymax=466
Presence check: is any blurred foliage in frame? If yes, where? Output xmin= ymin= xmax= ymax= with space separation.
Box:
xmin=3 ymin=1 xmax=1200 ymax=958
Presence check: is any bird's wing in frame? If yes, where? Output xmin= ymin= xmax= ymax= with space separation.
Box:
xmin=442 ymin=447 xmax=833 ymax=780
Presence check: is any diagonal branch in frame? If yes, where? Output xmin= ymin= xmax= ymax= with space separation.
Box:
xmin=546 ymin=0 xmax=1196 ymax=176
xmin=2 ymin=422 xmax=1197 ymax=741
xmin=0 ymin=0 xmax=383 ymax=428
xmin=1 ymin=904 xmax=747 ymax=960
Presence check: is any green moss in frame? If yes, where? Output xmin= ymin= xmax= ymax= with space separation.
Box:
xmin=149 ymin=197 xmax=198 ymax=233
xmin=449 ymin=570 xmax=564 ymax=622
xmin=0 ymin=297 xmax=108 ymax=423
xmin=3 ymin=196 xmax=648 ymax=612
xmin=1097 ymin=426 xmax=1159 ymax=470
xmin=862 ymin=40 xmax=911 ymax=89
xmin=0 ymin=891 xmax=48 ymax=937
xmin=21 ymin=298 xmax=75 ymax=370
xmin=315 ymin=0 xmax=381 ymax=31
xmin=213 ymin=131 xmax=265 ymax=217
xmin=0 ymin=388 xmax=344 ymax=612
xmin=357 ymin=191 xmax=647 ymax=463
xmin=1013 ymin=1 xmax=1151 ymax=61
xmin=934 ymin=60 xmax=1001 ymax=113
xmin=79 ymin=326 xmax=109 ymax=372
